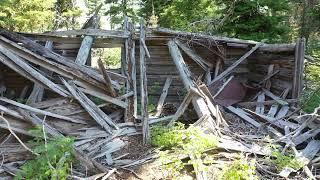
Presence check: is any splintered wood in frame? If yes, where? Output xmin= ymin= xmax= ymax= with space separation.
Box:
xmin=0 ymin=15 xmax=313 ymax=180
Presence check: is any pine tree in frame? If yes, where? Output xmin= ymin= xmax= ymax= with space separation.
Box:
xmin=105 ymin=0 xmax=139 ymax=29
xmin=55 ymin=0 xmax=83 ymax=30
xmin=0 ymin=0 xmax=56 ymax=32
xmin=216 ymin=0 xmax=292 ymax=43
xmin=140 ymin=0 xmax=218 ymax=32
xmin=87 ymin=0 xmax=106 ymax=15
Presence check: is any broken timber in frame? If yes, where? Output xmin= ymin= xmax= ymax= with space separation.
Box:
xmin=168 ymin=40 xmax=216 ymax=127
xmin=209 ymin=43 xmax=263 ymax=85
xmin=140 ymin=19 xmax=150 ymax=144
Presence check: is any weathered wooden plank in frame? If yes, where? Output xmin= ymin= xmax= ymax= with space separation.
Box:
xmin=238 ymin=99 xmax=299 ymax=107
xmin=265 ymin=64 xmax=274 ymax=90
xmin=0 ymin=44 xmax=69 ymax=97
xmin=262 ymin=89 xmax=288 ymax=106
xmin=0 ymin=53 xmax=43 ymax=88
xmin=0 ymin=30 xmax=109 ymax=87
xmin=78 ymin=87 xmax=127 ymax=108
xmin=75 ymin=36 xmax=94 ymax=65
xmin=0 ymin=36 xmax=110 ymax=91
xmin=0 ymin=97 xmax=85 ymax=124
xmin=140 ymin=19 xmax=150 ymax=144
xmin=297 ymin=140 xmax=320 ymax=165
xmin=0 ymin=104 xmax=24 ymax=119
xmin=168 ymin=91 xmax=194 ymax=126
xmin=29 ymin=98 xmax=69 ymax=109
xmin=168 ymin=40 xmax=216 ymax=127
xmin=155 ymin=77 xmax=172 ymax=117
xmin=132 ymin=41 xmax=138 ymax=118
xmin=212 ymin=76 xmax=234 ymax=99
xmin=292 ymin=128 xmax=320 ymax=146
xmin=268 ymin=88 xmax=290 ymax=118
xmin=276 ymin=106 xmax=290 ymax=119
xmin=27 ymin=41 xmax=54 ymax=104
xmin=18 ymin=109 xmax=63 ymax=138
xmin=227 ymin=106 xmax=261 ymax=128
xmin=123 ymin=17 xmax=135 ymax=122
xmin=0 ymin=115 xmax=33 ymax=136
xmin=218 ymin=138 xmax=271 ymax=156
xmin=175 ymin=39 xmax=212 ymax=70
xmin=43 ymin=29 xmax=130 ymax=38
xmin=61 ymin=79 xmax=118 ymax=133
xmin=154 ymin=28 xmax=259 ymax=45
xmin=245 ymin=109 xmax=299 ymax=129
xmin=98 ymin=59 xmax=117 ymax=97
xmin=209 ymin=43 xmax=262 ymax=85
xmin=292 ymin=38 xmax=305 ymax=98
xmin=255 ymin=92 xmax=265 ymax=114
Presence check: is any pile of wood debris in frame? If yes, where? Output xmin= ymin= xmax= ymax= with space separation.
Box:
xmin=0 ymin=11 xmax=319 ymax=180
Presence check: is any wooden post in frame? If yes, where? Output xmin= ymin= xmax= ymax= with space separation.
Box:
xmin=123 ymin=17 xmax=135 ymax=122
xmin=292 ymin=38 xmax=305 ymax=99
xmin=168 ymin=40 xmax=216 ymax=125
xmin=140 ymin=19 xmax=150 ymax=144
xmin=75 ymin=36 xmax=94 ymax=65
xmin=75 ymin=6 xmax=101 ymax=65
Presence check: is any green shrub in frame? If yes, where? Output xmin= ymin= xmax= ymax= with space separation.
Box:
xmin=302 ymin=88 xmax=320 ymax=113
xmin=101 ymin=48 xmax=122 ymax=69
xmin=151 ymin=123 xmax=218 ymax=179
xmin=15 ymin=128 xmax=75 ymax=180
xmin=270 ymin=151 xmax=303 ymax=172
xmin=220 ymin=155 xmax=258 ymax=180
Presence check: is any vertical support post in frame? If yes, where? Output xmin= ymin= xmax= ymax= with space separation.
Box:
xmin=292 ymin=38 xmax=305 ymax=99
xmin=124 ymin=17 xmax=135 ymax=122
xmin=132 ymin=41 xmax=137 ymax=118
xmin=140 ymin=19 xmax=150 ymax=144
xmin=75 ymin=12 xmax=100 ymax=65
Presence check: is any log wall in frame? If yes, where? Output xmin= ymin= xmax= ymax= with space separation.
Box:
xmin=136 ymin=41 xmax=297 ymax=104
xmin=0 ymin=33 xmax=300 ymax=104
xmin=135 ymin=42 xmax=221 ymax=105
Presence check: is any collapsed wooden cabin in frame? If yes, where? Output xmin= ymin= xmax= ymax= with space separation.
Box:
xmin=1 ymin=13 xmax=319 ymax=179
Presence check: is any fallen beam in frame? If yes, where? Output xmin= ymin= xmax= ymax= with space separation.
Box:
xmin=155 ymin=77 xmax=172 ymax=117
xmin=0 ymin=97 xmax=85 ymax=124
xmin=209 ymin=43 xmax=262 ymax=85
xmin=168 ymin=40 xmax=216 ymax=127
xmin=62 ymin=79 xmax=118 ymax=133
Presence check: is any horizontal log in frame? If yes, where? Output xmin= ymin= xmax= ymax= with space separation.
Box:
xmin=43 ymin=29 xmax=130 ymax=38
xmin=237 ymin=99 xmax=298 ymax=108
xmin=154 ymin=28 xmax=259 ymax=44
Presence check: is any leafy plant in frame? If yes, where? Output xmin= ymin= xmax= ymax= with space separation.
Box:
xmin=220 ymin=155 xmax=258 ymax=180
xmin=147 ymin=103 xmax=156 ymax=113
xmin=101 ymin=48 xmax=122 ymax=69
xmin=151 ymin=123 xmax=218 ymax=179
xmin=270 ymin=151 xmax=303 ymax=171
xmin=15 ymin=128 xmax=75 ymax=180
